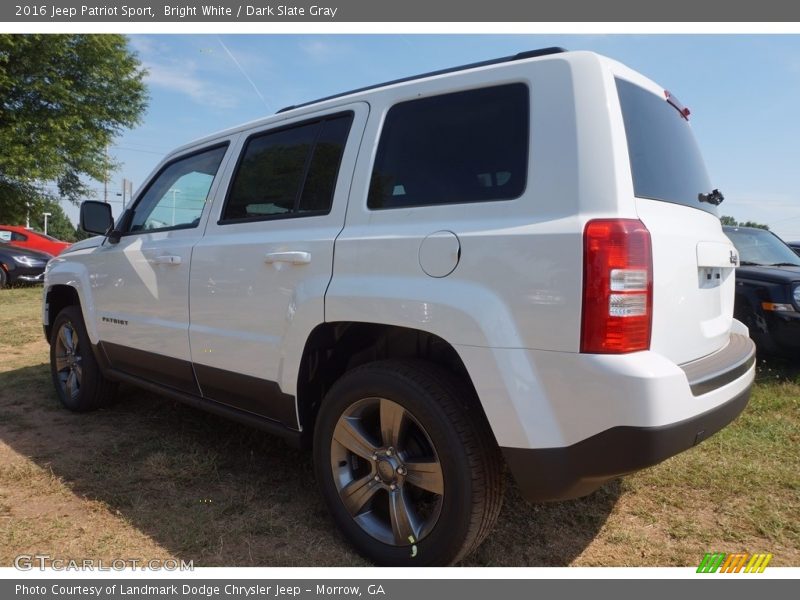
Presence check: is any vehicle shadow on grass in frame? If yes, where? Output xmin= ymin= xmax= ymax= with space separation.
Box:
xmin=755 ymin=354 xmax=800 ymax=383
xmin=0 ymin=362 xmax=620 ymax=567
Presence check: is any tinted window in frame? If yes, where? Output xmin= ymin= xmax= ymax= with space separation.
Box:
xmin=616 ymin=78 xmax=714 ymax=215
xmin=130 ymin=145 xmax=228 ymax=233
xmin=2 ymin=230 xmax=29 ymax=241
xmin=368 ymin=84 xmax=529 ymax=209
xmin=299 ymin=116 xmax=353 ymax=213
xmin=222 ymin=113 xmax=353 ymax=222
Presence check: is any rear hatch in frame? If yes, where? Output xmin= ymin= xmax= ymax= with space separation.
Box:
xmin=616 ymin=77 xmax=736 ymax=365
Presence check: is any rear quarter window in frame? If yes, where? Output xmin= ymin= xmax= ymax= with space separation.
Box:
xmin=368 ymin=83 xmax=529 ymax=209
xmin=616 ymin=78 xmax=715 ymax=216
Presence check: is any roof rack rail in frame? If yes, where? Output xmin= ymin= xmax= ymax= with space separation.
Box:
xmin=276 ymin=47 xmax=567 ymax=114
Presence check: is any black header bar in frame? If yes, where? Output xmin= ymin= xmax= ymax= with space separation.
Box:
xmin=4 ymin=1 xmax=800 ymax=23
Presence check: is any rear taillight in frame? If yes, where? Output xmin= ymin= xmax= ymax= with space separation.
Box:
xmin=581 ymin=219 xmax=653 ymax=354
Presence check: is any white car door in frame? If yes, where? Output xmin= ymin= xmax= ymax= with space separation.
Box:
xmin=88 ymin=143 xmax=232 ymax=393
xmin=189 ymin=104 xmax=368 ymax=428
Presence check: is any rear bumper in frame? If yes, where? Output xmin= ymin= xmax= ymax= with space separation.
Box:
xmin=457 ymin=333 xmax=756 ymax=502
xmin=679 ymin=332 xmax=755 ymax=395
xmin=502 ymin=386 xmax=750 ymax=501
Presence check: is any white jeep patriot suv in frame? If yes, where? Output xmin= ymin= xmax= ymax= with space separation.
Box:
xmin=44 ymin=48 xmax=755 ymax=566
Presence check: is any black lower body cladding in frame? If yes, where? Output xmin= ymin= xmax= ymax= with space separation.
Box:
xmin=503 ymin=387 xmax=751 ymax=502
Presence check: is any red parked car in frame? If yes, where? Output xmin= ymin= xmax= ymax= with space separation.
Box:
xmin=0 ymin=225 xmax=70 ymax=256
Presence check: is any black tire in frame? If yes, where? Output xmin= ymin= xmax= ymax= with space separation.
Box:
xmin=313 ymin=359 xmax=503 ymax=566
xmin=50 ymin=305 xmax=118 ymax=411
xmin=0 ymin=267 xmax=7 ymax=289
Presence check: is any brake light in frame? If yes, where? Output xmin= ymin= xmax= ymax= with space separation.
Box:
xmin=581 ymin=219 xmax=653 ymax=353
xmin=665 ymin=90 xmax=691 ymax=120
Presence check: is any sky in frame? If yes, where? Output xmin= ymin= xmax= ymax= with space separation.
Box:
xmin=66 ymin=34 xmax=800 ymax=241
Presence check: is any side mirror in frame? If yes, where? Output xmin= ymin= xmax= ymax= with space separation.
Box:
xmin=79 ymin=201 xmax=114 ymax=236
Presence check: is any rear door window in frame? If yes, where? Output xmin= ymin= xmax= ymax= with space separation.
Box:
xmin=221 ymin=113 xmax=353 ymax=223
xmin=368 ymin=83 xmax=529 ymax=209
xmin=616 ymin=78 xmax=715 ymax=215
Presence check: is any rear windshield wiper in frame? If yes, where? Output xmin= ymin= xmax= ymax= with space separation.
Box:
xmin=699 ymin=189 xmax=724 ymax=205
xmin=766 ymin=262 xmax=800 ymax=267
xmin=739 ymin=261 xmax=763 ymax=266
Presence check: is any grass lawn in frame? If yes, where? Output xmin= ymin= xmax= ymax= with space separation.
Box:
xmin=1 ymin=286 xmax=798 ymax=566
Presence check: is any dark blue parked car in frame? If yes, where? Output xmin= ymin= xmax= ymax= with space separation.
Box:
xmin=0 ymin=240 xmax=51 ymax=288
xmin=724 ymin=226 xmax=800 ymax=357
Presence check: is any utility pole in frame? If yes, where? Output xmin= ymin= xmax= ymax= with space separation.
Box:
xmin=104 ymin=144 xmax=109 ymax=203
xmin=42 ymin=212 xmax=51 ymax=235
xmin=116 ymin=179 xmax=134 ymax=210
xmin=170 ymin=189 xmax=181 ymax=226
xmin=123 ymin=178 xmax=133 ymax=209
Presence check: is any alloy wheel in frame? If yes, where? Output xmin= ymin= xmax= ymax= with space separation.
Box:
xmin=54 ymin=320 xmax=83 ymax=402
xmin=330 ymin=397 xmax=444 ymax=546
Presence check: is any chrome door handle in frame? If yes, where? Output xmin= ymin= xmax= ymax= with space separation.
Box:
xmin=264 ymin=251 xmax=311 ymax=265
xmin=150 ymin=255 xmax=182 ymax=265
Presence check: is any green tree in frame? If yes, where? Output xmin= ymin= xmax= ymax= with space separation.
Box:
xmin=739 ymin=220 xmax=770 ymax=230
xmin=0 ymin=34 xmax=147 ymax=221
xmin=721 ymin=215 xmax=770 ymax=230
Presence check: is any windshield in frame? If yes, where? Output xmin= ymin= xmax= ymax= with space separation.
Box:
xmin=724 ymin=227 xmax=800 ymax=267
xmin=616 ymin=78 xmax=715 ymax=215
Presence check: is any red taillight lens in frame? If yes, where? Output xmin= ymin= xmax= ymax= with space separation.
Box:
xmin=581 ymin=219 xmax=653 ymax=353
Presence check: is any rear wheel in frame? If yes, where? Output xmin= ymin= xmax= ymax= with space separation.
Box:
xmin=313 ymin=360 xmax=503 ymax=566
xmin=0 ymin=267 xmax=7 ymax=289
xmin=50 ymin=306 xmax=117 ymax=411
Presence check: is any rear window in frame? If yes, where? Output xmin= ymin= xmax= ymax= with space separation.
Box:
xmin=616 ymin=78 xmax=715 ymax=215
xmin=368 ymin=83 xmax=529 ymax=209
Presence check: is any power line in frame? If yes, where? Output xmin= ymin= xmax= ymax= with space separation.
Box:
xmin=35 ymin=183 xmax=108 ymax=193
xmin=772 ymin=213 xmax=800 ymax=224
xmin=112 ymin=140 xmax=170 ymax=152
xmin=110 ymin=145 xmax=165 ymax=156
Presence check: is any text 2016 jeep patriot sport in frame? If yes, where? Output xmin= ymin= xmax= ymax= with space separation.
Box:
xmin=44 ymin=48 xmax=755 ymax=566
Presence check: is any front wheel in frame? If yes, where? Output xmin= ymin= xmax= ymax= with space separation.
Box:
xmin=313 ymin=360 xmax=503 ymax=566
xmin=50 ymin=306 xmax=118 ymax=411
